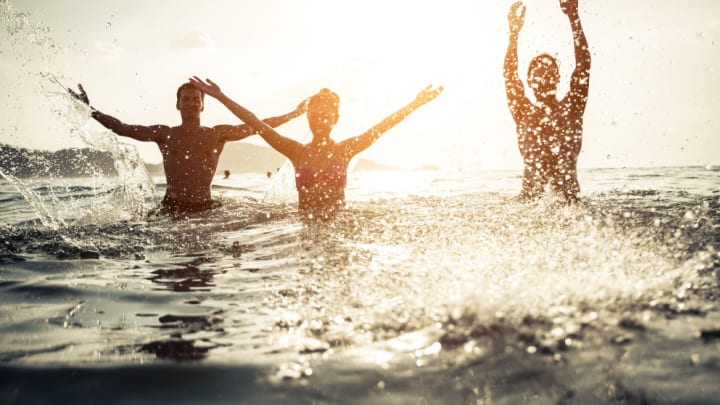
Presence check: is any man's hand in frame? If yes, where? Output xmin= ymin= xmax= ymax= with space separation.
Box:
xmin=68 ymin=83 xmax=90 ymax=105
xmin=414 ymin=85 xmax=444 ymax=107
xmin=295 ymin=98 xmax=309 ymax=116
xmin=508 ymin=2 xmax=526 ymax=34
xmin=560 ymin=0 xmax=578 ymax=17
xmin=189 ymin=76 xmax=223 ymax=99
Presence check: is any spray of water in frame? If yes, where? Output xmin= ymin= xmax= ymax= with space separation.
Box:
xmin=54 ymin=77 xmax=157 ymax=221
xmin=264 ymin=159 xmax=298 ymax=203
xmin=0 ymin=171 xmax=64 ymax=228
xmin=1 ymin=0 xmax=156 ymax=226
xmin=255 ymin=192 xmax=719 ymax=361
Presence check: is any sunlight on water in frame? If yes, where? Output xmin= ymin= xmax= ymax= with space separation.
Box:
xmin=244 ymin=191 xmax=719 ymax=366
xmin=1 ymin=165 xmax=719 ymax=402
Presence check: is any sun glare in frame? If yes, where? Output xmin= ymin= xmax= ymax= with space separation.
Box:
xmin=282 ymin=1 xmax=509 ymax=170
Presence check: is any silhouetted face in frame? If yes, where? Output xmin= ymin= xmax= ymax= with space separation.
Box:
xmin=176 ymin=87 xmax=204 ymax=120
xmin=528 ymin=55 xmax=560 ymax=101
xmin=307 ymin=89 xmax=340 ymax=140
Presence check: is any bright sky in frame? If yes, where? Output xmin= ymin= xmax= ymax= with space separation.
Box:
xmin=1 ymin=0 xmax=719 ymax=170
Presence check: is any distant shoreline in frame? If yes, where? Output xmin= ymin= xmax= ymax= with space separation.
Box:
xmin=2 ymin=144 xmax=716 ymax=179
xmin=0 ymin=143 xmax=439 ymax=179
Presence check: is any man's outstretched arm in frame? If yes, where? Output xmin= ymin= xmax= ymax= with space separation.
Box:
xmin=189 ymin=77 xmax=304 ymax=162
xmin=68 ymin=84 xmax=167 ymax=142
xmin=216 ymin=99 xmax=308 ymax=142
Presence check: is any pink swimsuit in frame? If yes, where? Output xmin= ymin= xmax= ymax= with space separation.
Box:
xmin=294 ymin=165 xmax=347 ymax=191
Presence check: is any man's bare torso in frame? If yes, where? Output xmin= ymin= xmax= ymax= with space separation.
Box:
xmin=158 ymin=126 xmax=224 ymax=204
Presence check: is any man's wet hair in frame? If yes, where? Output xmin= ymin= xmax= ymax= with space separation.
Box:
xmin=527 ymin=54 xmax=560 ymax=78
xmin=176 ymin=82 xmax=205 ymax=104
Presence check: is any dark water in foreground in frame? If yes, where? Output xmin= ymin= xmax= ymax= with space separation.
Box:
xmin=0 ymin=166 xmax=719 ymax=404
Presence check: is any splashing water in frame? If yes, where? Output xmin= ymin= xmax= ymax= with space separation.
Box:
xmin=0 ymin=1 xmax=156 ymax=226
xmin=58 ymin=83 xmax=157 ymax=221
xmin=1 ymin=166 xmax=719 ymax=402
xmin=0 ymin=171 xmax=64 ymax=228
xmin=261 ymin=195 xmax=718 ymax=351
xmin=264 ymin=159 xmax=298 ymax=203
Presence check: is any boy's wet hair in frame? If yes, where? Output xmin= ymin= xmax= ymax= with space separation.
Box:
xmin=176 ymin=82 xmax=205 ymax=104
xmin=528 ymin=54 xmax=560 ymax=79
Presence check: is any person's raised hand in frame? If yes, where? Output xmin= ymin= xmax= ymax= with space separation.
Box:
xmin=560 ymin=0 xmax=579 ymax=17
xmin=295 ymin=97 xmax=310 ymax=115
xmin=415 ymin=85 xmax=444 ymax=106
xmin=189 ymin=76 xmax=223 ymax=98
xmin=508 ymin=2 xmax=526 ymax=34
xmin=68 ymin=83 xmax=90 ymax=105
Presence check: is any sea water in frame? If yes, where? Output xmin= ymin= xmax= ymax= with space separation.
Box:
xmin=1 ymin=166 xmax=719 ymax=404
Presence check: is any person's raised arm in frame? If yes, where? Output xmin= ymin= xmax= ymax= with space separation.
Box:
xmin=504 ymin=2 xmax=528 ymax=119
xmin=189 ymin=77 xmax=304 ymax=161
xmin=561 ymin=0 xmax=591 ymax=106
xmin=338 ymin=85 xmax=443 ymax=158
xmin=215 ymin=99 xmax=308 ymax=143
xmin=68 ymin=84 xmax=167 ymax=142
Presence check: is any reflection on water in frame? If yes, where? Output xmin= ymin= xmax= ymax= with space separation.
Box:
xmin=149 ymin=259 xmax=225 ymax=293
xmin=140 ymin=314 xmax=227 ymax=362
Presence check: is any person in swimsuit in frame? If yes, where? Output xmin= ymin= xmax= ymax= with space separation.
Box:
xmin=504 ymin=0 xmax=591 ymax=202
xmin=68 ymin=82 xmax=307 ymax=216
xmin=188 ymin=77 xmax=443 ymax=215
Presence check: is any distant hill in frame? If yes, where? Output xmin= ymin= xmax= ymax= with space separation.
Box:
xmin=0 ymin=144 xmax=117 ymax=178
xmin=1 ymin=143 xmax=414 ymax=179
xmin=217 ymin=143 xmax=421 ymax=174
xmin=151 ymin=142 xmax=422 ymax=176
xmin=142 ymin=142 xmax=287 ymax=177
xmin=216 ymin=143 xmax=288 ymax=175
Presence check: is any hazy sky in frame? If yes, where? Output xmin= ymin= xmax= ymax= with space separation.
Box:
xmin=1 ymin=0 xmax=719 ymax=170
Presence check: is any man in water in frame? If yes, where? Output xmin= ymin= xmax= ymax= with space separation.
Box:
xmin=504 ymin=0 xmax=591 ymax=202
xmin=69 ymin=82 xmax=307 ymax=215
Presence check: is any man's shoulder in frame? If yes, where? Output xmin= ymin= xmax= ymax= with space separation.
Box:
xmin=149 ymin=124 xmax=173 ymax=132
xmin=208 ymin=123 xmax=248 ymax=132
xmin=167 ymin=125 xmax=217 ymax=134
xmin=164 ymin=125 xmax=230 ymax=144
